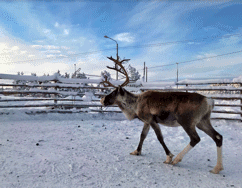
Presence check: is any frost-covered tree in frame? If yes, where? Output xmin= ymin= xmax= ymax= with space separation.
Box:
xmin=14 ymin=72 xmax=27 ymax=87
xmin=100 ymin=70 xmax=112 ymax=93
xmin=101 ymin=70 xmax=112 ymax=82
xmin=64 ymin=72 xmax=70 ymax=78
xmin=76 ymin=72 xmax=87 ymax=79
xmin=14 ymin=72 xmax=27 ymax=96
xmin=127 ymin=65 xmax=140 ymax=82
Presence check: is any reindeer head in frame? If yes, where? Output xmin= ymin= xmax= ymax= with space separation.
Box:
xmin=100 ymin=56 xmax=130 ymax=106
xmin=100 ymin=86 xmax=126 ymax=106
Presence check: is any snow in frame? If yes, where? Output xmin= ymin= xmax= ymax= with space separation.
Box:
xmin=233 ymin=76 xmax=242 ymax=82
xmin=82 ymin=92 xmax=94 ymax=103
xmin=0 ymin=73 xmax=242 ymax=187
xmin=0 ymin=73 xmax=101 ymax=84
xmin=177 ymin=86 xmax=242 ymax=91
xmin=173 ymin=76 xmax=242 ymax=85
xmin=0 ymin=112 xmax=242 ymax=188
xmin=0 ymin=73 xmax=60 ymax=82
xmin=177 ymin=78 xmax=233 ymax=85
xmin=139 ymin=81 xmax=175 ymax=88
xmin=0 ymin=72 xmax=130 ymax=88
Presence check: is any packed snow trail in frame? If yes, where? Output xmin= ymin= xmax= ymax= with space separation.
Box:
xmin=0 ymin=112 xmax=241 ymax=188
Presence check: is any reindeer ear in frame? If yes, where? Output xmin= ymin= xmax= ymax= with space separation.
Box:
xmin=118 ymin=86 xmax=125 ymax=96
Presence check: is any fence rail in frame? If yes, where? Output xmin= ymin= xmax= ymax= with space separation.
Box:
xmin=141 ymin=81 xmax=242 ymax=121
xmin=0 ymin=83 xmax=109 ymax=90
xmin=0 ymin=73 xmax=241 ymax=121
xmin=0 ymin=103 xmax=103 ymax=108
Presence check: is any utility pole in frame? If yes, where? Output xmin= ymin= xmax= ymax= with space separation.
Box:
xmin=104 ymin=35 xmax=119 ymax=80
xmin=176 ymin=63 xmax=179 ymax=88
xmin=116 ymin=42 xmax=119 ymax=80
xmin=74 ymin=64 xmax=76 ymax=78
xmin=146 ymin=67 xmax=148 ymax=82
xmin=143 ymin=62 xmax=146 ymax=82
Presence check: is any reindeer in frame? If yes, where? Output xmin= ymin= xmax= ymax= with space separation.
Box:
xmin=100 ymin=56 xmax=223 ymax=174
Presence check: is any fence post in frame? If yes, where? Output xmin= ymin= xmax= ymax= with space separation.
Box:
xmin=241 ymin=83 xmax=242 ymax=122
xmin=176 ymin=63 xmax=178 ymax=89
xmin=54 ymin=80 xmax=57 ymax=108
xmin=143 ymin=62 xmax=146 ymax=82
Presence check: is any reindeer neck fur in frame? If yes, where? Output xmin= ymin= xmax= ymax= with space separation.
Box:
xmin=115 ymin=90 xmax=138 ymax=120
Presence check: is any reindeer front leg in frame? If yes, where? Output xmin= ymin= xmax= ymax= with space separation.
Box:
xmin=130 ymin=123 xmax=150 ymax=155
xmin=150 ymin=121 xmax=174 ymax=164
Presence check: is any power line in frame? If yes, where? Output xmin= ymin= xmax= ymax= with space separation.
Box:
xmin=179 ymin=50 xmax=242 ymax=65
xmin=1 ymin=32 xmax=241 ymax=65
xmin=119 ymin=33 xmax=242 ymax=50
xmin=148 ymin=49 xmax=242 ymax=71
xmin=0 ymin=48 xmax=116 ymax=64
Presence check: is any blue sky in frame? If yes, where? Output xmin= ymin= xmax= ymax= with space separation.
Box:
xmin=0 ymin=1 xmax=242 ymax=82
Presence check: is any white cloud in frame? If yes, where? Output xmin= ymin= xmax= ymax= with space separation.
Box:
xmin=32 ymin=45 xmax=60 ymax=50
xmin=64 ymin=29 xmax=69 ymax=35
xmin=196 ymin=53 xmax=217 ymax=59
xmin=46 ymin=54 xmax=55 ymax=58
xmin=218 ymin=34 xmax=242 ymax=47
xmin=44 ymin=45 xmax=59 ymax=50
xmin=0 ymin=35 xmax=69 ymax=75
xmin=47 ymin=50 xmax=61 ymax=54
xmin=54 ymin=22 xmax=59 ymax=28
xmin=11 ymin=46 xmax=19 ymax=51
xmin=42 ymin=29 xmax=56 ymax=40
xmin=0 ymin=4 xmax=105 ymax=76
xmin=61 ymin=46 xmax=70 ymax=50
xmin=127 ymin=2 xmax=159 ymax=28
xmin=43 ymin=29 xmax=51 ymax=34
xmin=0 ymin=43 xmax=9 ymax=52
xmin=121 ymin=2 xmax=241 ymax=81
xmin=33 ymin=40 xmax=44 ymax=43
xmin=20 ymin=51 xmax=27 ymax=54
xmin=67 ymin=51 xmax=76 ymax=54
xmin=54 ymin=22 xmax=71 ymax=36
xmin=31 ymin=45 xmax=42 ymax=49
xmin=113 ymin=33 xmax=135 ymax=43
xmin=58 ymin=54 xmax=68 ymax=58
xmin=36 ymin=62 xmax=70 ymax=74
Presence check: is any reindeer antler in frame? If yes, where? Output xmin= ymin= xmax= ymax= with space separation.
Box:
xmin=101 ymin=56 xmax=130 ymax=88
xmin=100 ymin=74 xmax=117 ymax=88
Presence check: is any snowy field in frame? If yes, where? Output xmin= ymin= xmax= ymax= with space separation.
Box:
xmin=0 ymin=112 xmax=242 ymax=188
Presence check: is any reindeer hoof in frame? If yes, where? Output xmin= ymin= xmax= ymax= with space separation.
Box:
xmin=130 ymin=150 xmax=141 ymax=155
xmin=163 ymin=154 xmax=174 ymax=164
xmin=210 ymin=166 xmax=224 ymax=174
xmin=163 ymin=160 xmax=171 ymax=164
xmin=171 ymin=158 xmax=182 ymax=165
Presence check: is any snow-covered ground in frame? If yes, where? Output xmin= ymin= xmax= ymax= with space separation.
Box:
xmin=0 ymin=112 xmax=241 ymax=188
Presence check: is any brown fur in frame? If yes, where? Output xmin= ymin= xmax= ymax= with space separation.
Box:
xmin=101 ymin=87 xmax=223 ymax=174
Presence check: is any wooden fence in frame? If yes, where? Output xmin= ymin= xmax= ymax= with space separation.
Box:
xmin=0 ymin=73 xmax=241 ymax=121
xmin=141 ymin=81 xmax=242 ymax=121
xmin=179 ymin=81 xmax=241 ymax=121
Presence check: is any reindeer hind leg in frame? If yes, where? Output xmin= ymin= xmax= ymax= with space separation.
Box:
xmin=196 ymin=117 xmax=223 ymax=174
xmin=171 ymin=124 xmax=200 ymax=165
